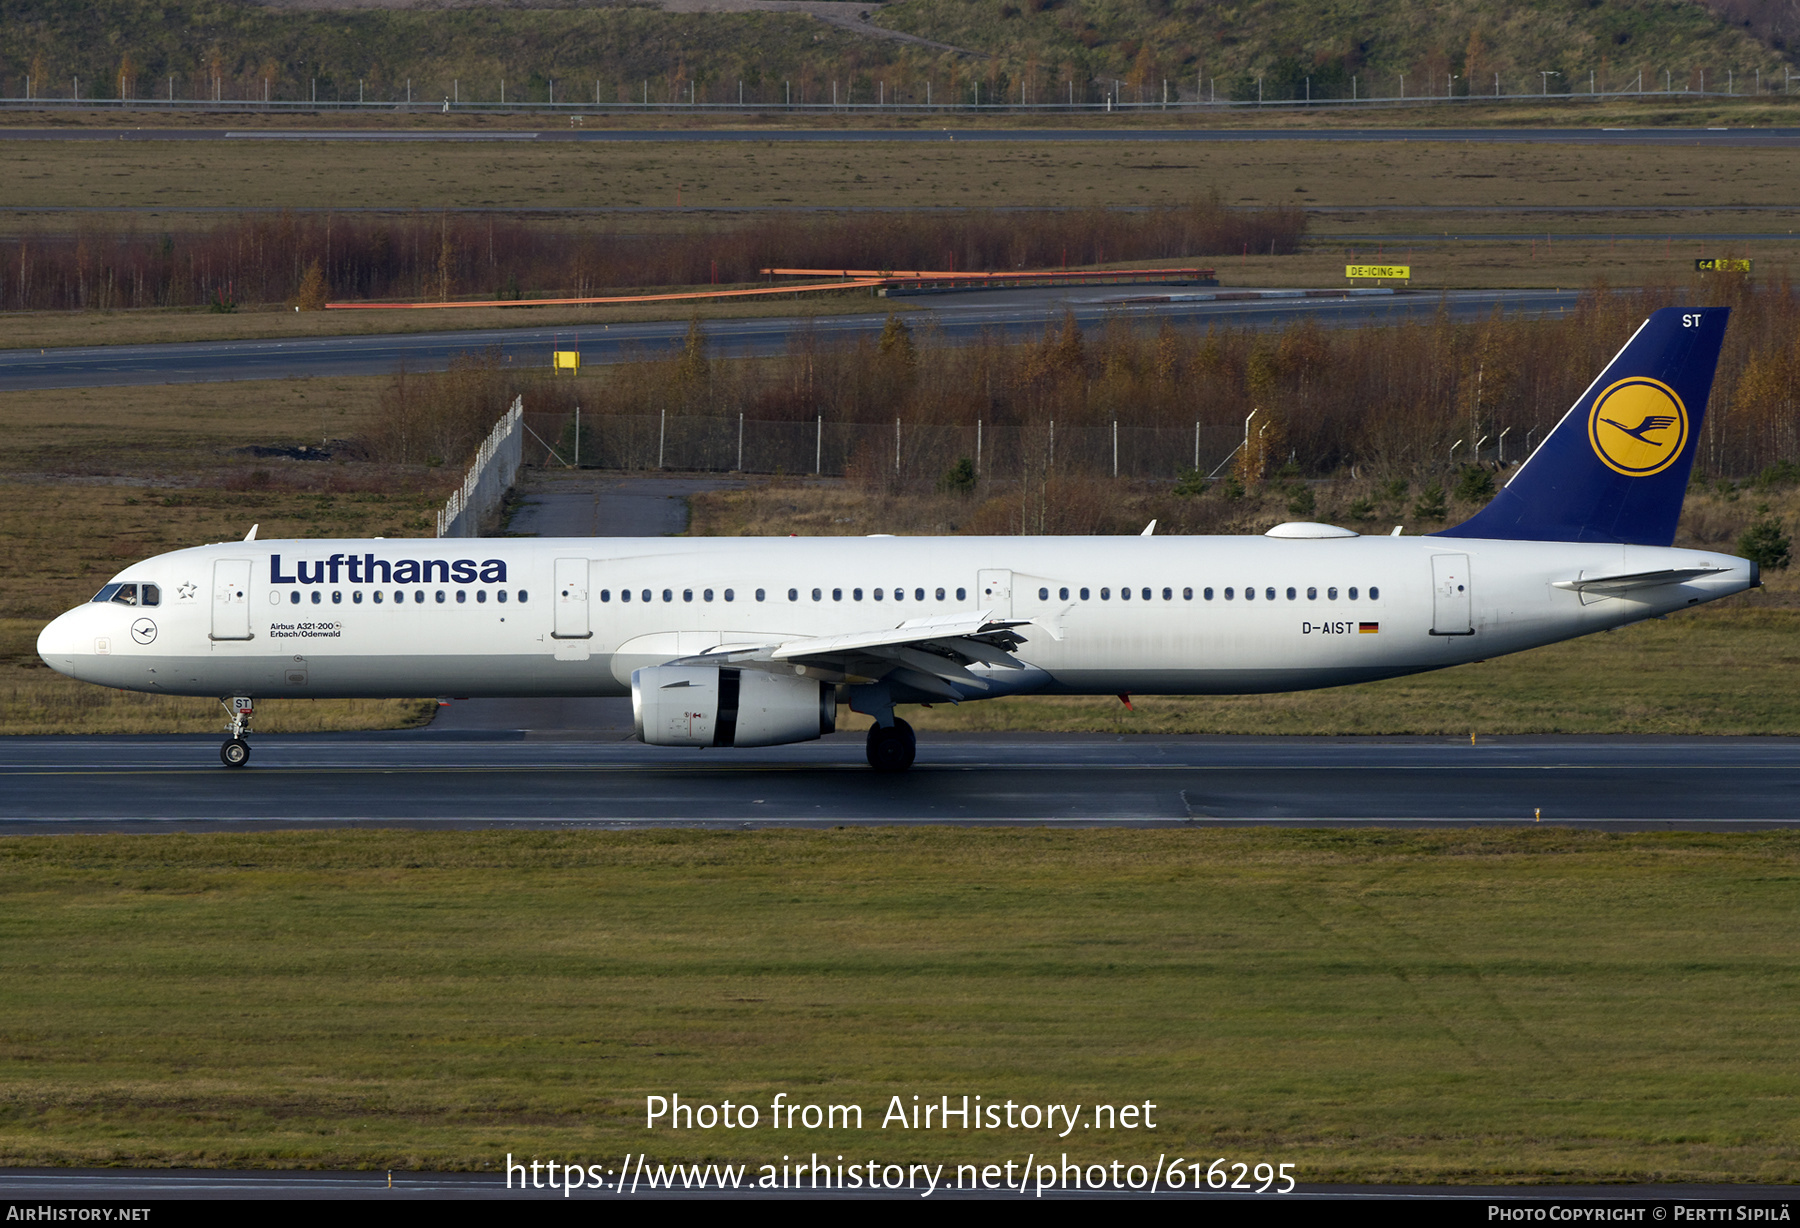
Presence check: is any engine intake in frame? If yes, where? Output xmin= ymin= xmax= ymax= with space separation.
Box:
xmin=632 ymin=665 xmax=837 ymax=747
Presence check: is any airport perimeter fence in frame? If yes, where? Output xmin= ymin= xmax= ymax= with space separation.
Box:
xmin=437 ymin=396 xmax=523 ymax=538
xmin=556 ymin=412 xmax=1245 ymax=484
xmin=2 ymin=81 xmax=1790 ymax=115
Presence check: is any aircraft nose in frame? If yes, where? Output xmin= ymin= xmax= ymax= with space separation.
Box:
xmin=36 ymin=607 xmax=89 ymax=677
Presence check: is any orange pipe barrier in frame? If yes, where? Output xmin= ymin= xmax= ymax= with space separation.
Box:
xmin=761 ymin=267 xmax=1213 ymax=280
xmin=326 ymin=279 xmax=886 ymax=311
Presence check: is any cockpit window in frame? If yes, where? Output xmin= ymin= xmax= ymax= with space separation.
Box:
xmin=108 ymin=584 xmax=139 ymax=606
xmin=139 ymin=584 xmax=160 ymax=607
xmin=91 ymin=583 xmax=123 ymax=604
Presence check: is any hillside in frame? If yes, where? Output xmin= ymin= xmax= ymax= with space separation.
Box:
xmin=0 ymin=0 xmax=1787 ymax=105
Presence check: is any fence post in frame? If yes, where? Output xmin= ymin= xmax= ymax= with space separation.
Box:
xmin=658 ymin=408 xmax=665 ymax=470
xmin=895 ymin=418 xmax=901 ymax=475
xmin=1194 ymin=420 xmax=1200 ymax=471
xmin=815 ymin=415 xmax=822 ymax=474
xmin=738 ymin=412 xmax=744 ymax=472
xmin=1113 ymin=420 xmax=1118 ymax=477
xmin=976 ymin=419 xmax=982 ymax=475
xmin=1049 ymin=419 xmax=1055 ymax=469
xmin=575 ymin=405 xmax=580 ymax=469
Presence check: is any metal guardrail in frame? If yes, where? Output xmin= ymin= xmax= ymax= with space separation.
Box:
xmin=437 ymin=396 xmax=523 ymax=538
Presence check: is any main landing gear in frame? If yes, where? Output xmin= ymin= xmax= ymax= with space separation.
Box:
xmin=865 ymin=718 xmax=916 ymax=774
xmin=220 ymin=697 xmax=253 ymax=768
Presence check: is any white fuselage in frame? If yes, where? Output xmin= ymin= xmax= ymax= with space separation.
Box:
xmin=36 ymin=533 xmax=1755 ymax=702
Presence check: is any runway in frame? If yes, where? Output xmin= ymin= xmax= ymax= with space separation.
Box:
xmin=0 ymin=1166 xmax=1791 ymax=1202
xmin=0 ymin=287 xmax=1577 ymax=390
xmin=7 ymin=125 xmax=1800 ymax=146
xmin=2 ymin=734 xmax=1795 ymax=830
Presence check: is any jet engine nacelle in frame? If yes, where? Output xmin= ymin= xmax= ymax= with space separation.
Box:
xmin=632 ymin=664 xmax=838 ymax=748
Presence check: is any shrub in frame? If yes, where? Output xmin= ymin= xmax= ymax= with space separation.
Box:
xmin=937 ymin=457 xmax=977 ymax=495
xmin=1738 ymin=518 xmax=1792 ymax=570
xmin=1220 ymin=475 xmax=1246 ymax=501
xmin=1347 ymin=496 xmax=1375 ymax=521
xmin=1285 ymin=484 xmax=1317 ymax=517
xmin=1379 ymin=477 xmax=1408 ymax=503
xmin=1173 ymin=467 xmax=1207 ymax=498
xmin=1756 ymin=461 xmax=1800 ymax=489
xmin=1413 ymin=486 xmax=1448 ymax=521
xmin=1453 ymin=465 xmax=1496 ymax=503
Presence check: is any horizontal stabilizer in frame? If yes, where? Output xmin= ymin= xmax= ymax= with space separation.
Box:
xmin=1552 ymin=566 xmax=1731 ymax=596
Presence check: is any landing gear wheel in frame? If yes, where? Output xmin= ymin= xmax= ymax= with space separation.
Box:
xmin=865 ymin=718 xmax=916 ymax=774
xmin=220 ymin=738 xmax=251 ymax=768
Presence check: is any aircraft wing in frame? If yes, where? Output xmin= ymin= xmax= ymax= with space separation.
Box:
xmin=1551 ymin=566 xmax=1732 ymax=595
xmin=669 ymin=609 xmax=1033 ymax=698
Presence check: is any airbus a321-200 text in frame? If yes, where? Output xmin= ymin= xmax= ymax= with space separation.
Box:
xmin=37 ymin=307 xmax=1755 ymax=772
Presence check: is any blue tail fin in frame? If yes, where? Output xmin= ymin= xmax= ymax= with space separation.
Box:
xmin=1436 ymin=306 xmax=1728 ymax=547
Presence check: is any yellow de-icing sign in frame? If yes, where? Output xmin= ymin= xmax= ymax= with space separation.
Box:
xmin=553 ymin=350 xmax=581 ymax=374
xmin=1695 ymin=258 xmax=1751 ymax=273
xmin=1346 ymin=265 xmax=1410 ymax=280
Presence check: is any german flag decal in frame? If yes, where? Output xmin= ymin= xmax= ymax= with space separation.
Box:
xmin=1358 ymin=622 xmax=1380 ymax=634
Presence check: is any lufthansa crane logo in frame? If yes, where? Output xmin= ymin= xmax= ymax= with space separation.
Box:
xmin=1587 ymin=377 xmax=1689 ymax=477
xmin=130 ymin=617 xmax=157 ymax=645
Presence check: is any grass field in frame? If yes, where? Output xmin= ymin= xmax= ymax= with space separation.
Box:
xmin=11 ymin=136 xmax=1800 ymax=211
xmin=2 ymin=827 xmax=1798 ymax=1180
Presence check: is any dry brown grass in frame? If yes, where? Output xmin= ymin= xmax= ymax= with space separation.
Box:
xmin=10 ymin=137 xmax=1800 ymax=211
xmin=0 ymin=376 xmax=399 ymax=478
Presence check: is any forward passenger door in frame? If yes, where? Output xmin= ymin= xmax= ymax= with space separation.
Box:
xmin=210 ymin=559 xmax=253 ymax=641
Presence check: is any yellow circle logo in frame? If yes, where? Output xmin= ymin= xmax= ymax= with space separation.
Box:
xmin=1587 ymin=378 xmax=1688 ymax=477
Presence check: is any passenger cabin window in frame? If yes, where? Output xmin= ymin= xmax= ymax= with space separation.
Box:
xmin=1307 ymin=587 xmax=1317 ymax=600
xmin=1349 ymin=587 xmax=1360 ymax=600
xmin=1080 ymin=588 xmax=1090 ymax=600
xmin=788 ymin=588 xmax=799 ymax=602
xmin=1286 ymin=587 xmax=1297 ymax=600
xmin=1060 ymin=587 xmax=1070 ymax=600
xmin=1370 ymin=586 xmax=1381 ymax=600
xmin=1224 ymin=588 xmax=1234 ymax=600
xmin=1039 ymin=587 xmax=1049 ymax=601
xmin=1182 ymin=587 xmax=1192 ymax=600
xmin=935 ymin=587 xmax=945 ymax=601
xmin=1244 ymin=587 xmax=1255 ymax=601
xmin=1328 ymin=587 xmax=1338 ymax=600
xmin=1204 ymin=588 xmax=1213 ymax=600
xmin=957 ymin=587 xmax=967 ymax=601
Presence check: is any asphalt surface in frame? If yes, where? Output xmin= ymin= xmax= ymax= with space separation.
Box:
xmin=3 ymin=735 xmax=1796 ymax=830
xmin=0 ymin=1167 xmax=1792 ymax=1202
xmin=0 ymin=287 xmax=1578 ymax=390
xmin=8 ymin=125 xmax=1800 ymax=145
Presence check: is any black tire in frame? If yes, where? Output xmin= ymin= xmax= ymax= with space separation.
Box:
xmin=220 ymin=738 xmax=250 ymax=768
xmin=866 ymin=721 xmax=916 ymax=774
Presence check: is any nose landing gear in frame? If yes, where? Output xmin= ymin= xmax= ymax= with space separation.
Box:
xmin=219 ymin=697 xmax=254 ymax=768
xmin=865 ymin=718 xmax=916 ymax=773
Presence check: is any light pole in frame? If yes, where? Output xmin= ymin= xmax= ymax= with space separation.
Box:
xmin=1447 ymin=73 xmax=1457 ymax=98
xmin=1540 ymin=70 xmax=1559 ymax=95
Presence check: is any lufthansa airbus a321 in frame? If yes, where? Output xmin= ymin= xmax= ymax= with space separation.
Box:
xmin=37 ymin=307 xmax=1755 ymax=772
